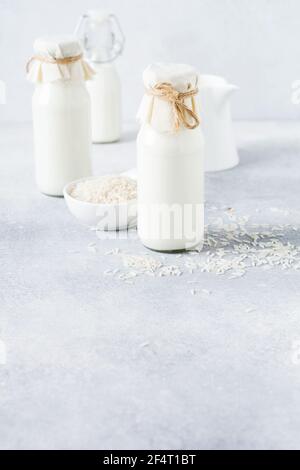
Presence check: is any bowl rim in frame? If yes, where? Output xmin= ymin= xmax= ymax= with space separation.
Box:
xmin=63 ymin=175 xmax=138 ymax=209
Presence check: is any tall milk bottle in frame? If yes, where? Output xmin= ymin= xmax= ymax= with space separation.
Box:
xmin=27 ymin=36 xmax=93 ymax=196
xmin=75 ymin=10 xmax=125 ymax=143
xmin=137 ymin=63 xmax=205 ymax=252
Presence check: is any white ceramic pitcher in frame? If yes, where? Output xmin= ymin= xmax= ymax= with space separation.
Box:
xmin=198 ymin=75 xmax=239 ymax=172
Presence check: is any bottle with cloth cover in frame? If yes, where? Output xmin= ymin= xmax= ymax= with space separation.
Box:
xmin=137 ymin=63 xmax=205 ymax=252
xmin=27 ymin=36 xmax=93 ymax=196
xmin=75 ymin=10 xmax=125 ymax=143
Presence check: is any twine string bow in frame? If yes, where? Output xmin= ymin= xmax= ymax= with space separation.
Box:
xmin=148 ymin=81 xmax=200 ymax=131
xmin=26 ymin=53 xmax=83 ymax=74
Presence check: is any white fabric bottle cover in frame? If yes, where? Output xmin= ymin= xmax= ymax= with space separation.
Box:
xmin=137 ymin=63 xmax=200 ymax=133
xmin=26 ymin=36 xmax=95 ymax=83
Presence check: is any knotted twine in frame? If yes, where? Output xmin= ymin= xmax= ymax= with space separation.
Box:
xmin=26 ymin=53 xmax=83 ymax=74
xmin=147 ymin=81 xmax=200 ymax=131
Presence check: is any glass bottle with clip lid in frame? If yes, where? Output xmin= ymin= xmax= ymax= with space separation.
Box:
xmin=75 ymin=10 xmax=125 ymax=143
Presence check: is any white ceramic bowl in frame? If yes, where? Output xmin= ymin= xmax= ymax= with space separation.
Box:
xmin=63 ymin=176 xmax=137 ymax=231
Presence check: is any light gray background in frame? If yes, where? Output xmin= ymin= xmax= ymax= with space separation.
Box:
xmin=1 ymin=0 xmax=300 ymax=122
xmin=1 ymin=0 xmax=300 ymax=451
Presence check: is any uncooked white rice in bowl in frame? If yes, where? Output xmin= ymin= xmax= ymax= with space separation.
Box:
xmin=64 ymin=175 xmax=137 ymax=230
xmin=69 ymin=175 xmax=137 ymax=204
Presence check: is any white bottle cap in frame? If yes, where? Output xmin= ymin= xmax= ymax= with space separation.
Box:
xmin=138 ymin=63 xmax=200 ymax=133
xmin=87 ymin=10 xmax=111 ymax=24
xmin=143 ymin=63 xmax=198 ymax=92
xmin=27 ymin=35 xmax=95 ymax=83
xmin=34 ymin=35 xmax=83 ymax=59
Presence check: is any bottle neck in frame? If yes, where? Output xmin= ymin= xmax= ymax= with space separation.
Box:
xmin=89 ymin=61 xmax=116 ymax=70
xmin=36 ymin=78 xmax=87 ymax=88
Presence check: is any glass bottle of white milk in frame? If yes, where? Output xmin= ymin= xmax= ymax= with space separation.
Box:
xmin=75 ymin=10 xmax=125 ymax=143
xmin=27 ymin=36 xmax=94 ymax=196
xmin=137 ymin=63 xmax=205 ymax=252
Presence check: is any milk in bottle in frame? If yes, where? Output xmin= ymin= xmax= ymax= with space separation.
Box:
xmin=27 ymin=36 xmax=93 ymax=196
xmin=137 ymin=63 xmax=205 ymax=252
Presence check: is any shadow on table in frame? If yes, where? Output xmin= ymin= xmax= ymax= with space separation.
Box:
xmin=120 ymin=129 xmax=138 ymax=143
xmin=237 ymin=141 xmax=300 ymax=169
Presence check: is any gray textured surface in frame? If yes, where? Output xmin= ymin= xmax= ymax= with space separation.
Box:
xmin=1 ymin=121 xmax=300 ymax=450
